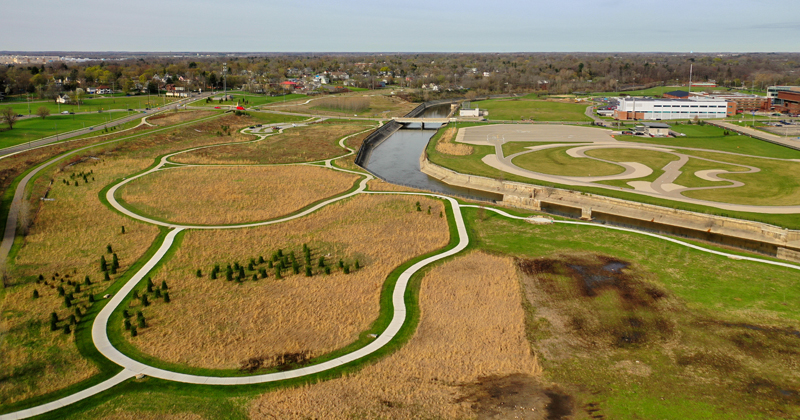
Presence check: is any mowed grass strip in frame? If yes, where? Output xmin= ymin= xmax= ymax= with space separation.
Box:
xmin=123 ymin=194 xmax=449 ymax=371
xmin=511 ymin=146 xmax=626 ymax=177
xmin=147 ymin=110 xmax=219 ymax=126
xmin=0 ymin=112 xmax=137 ymax=149
xmin=172 ymin=122 xmax=370 ymax=165
xmin=473 ymin=98 xmax=591 ymax=122
xmin=249 ymin=252 xmax=540 ymax=420
xmin=118 ymin=165 xmax=360 ymax=225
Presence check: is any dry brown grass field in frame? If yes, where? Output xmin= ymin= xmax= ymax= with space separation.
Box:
xmin=1 ymin=156 xmax=161 ymax=404
xmin=366 ymin=179 xmax=424 ymax=193
xmin=148 ymin=110 xmax=218 ymax=126
xmin=128 ymin=194 xmax=449 ymax=370
xmin=279 ymin=95 xmax=417 ymax=118
xmin=119 ymin=165 xmax=359 ymax=225
xmin=171 ymin=122 xmax=370 ymax=165
xmin=435 ymin=127 xmax=474 ymax=156
xmin=0 ymin=113 xmax=260 ymax=403
xmin=249 ymin=252 xmax=542 ymax=420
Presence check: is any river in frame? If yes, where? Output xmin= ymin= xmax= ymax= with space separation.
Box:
xmin=363 ymin=105 xmax=502 ymax=202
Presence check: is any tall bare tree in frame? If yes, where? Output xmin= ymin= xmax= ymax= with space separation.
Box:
xmin=1 ymin=107 xmax=17 ymax=130
xmin=37 ymin=106 xmax=50 ymax=120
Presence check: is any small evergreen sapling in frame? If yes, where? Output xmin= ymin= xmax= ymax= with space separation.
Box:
xmin=33 ymin=289 xmax=39 ymax=299
xmin=124 ymin=319 xmax=132 ymax=330
xmin=163 ymin=292 xmax=170 ymax=303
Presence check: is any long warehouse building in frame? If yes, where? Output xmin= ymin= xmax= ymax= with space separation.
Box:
xmin=614 ymin=98 xmax=728 ymax=120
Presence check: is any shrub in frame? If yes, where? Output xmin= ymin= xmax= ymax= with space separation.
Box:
xmin=277 ymin=249 xmax=283 ymax=258
xmin=154 ymin=288 xmax=162 ymax=298
xmin=136 ymin=311 xmax=143 ymax=320
xmin=238 ymin=267 xmax=245 ymax=278
xmin=249 ymin=258 xmax=255 ymax=266
xmin=50 ymin=319 xmax=58 ymax=331
xmin=100 ymin=256 xmax=107 ymax=272
xmin=75 ymin=284 xmax=81 ymax=293
xmin=318 ymin=256 xmax=325 ymax=267
xmin=110 ymin=265 xmax=117 ymax=275
xmin=63 ymin=324 xmax=71 ymax=335
xmin=161 ymin=280 xmax=168 ymax=290
xmin=57 ymin=286 xmax=65 ymax=296
xmin=122 ymin=309 xmax=130 ymax=318
xmin=75 ymin=307 xmax=82 ymax=317
xmin=104 ymin=272 xmax=111 ymax=281
xmin=338 ymin=259 xmax=344 ymax=268
xmin=252 ymin=274 xmax=258 ymax=281
xmin=163 ymin=292 xmax=170 ymax=303
xmin=214 ymin=264 xmax=220 ymax=272
xmin=138 ymin=317 xmax=146 ymax=328
xmin=124 ymin=319 xmax=131 ymax=330
xmin=146 ymin=283 xmax=153 ymax=293
xmin=131 ymin=326 xmax=137 ymax=337
xmin=50 ymin=312 xmax=58 ymax=323
xmin=247 ymin=262 xmax=254 ymax=271
xmin=355 ymin=260 xmax=360 ymax=269
xmin=69 ymin=314 xmax=77 ymax=325
xmin=258 ymin=256 xmax=264 ymax=264
xmin=196 ymin=269 xmax=202 ymax=278
xmin=275 ymin=267 xmax=282 ymax=279
xmin=141 ymin=295 xmax=150 ymax=307
xmin=343 ymin=266 xmax=350 ymax=274
xmin=226 ymin=271 xmax=233 ymax=281
xmin=112 ymin=253 xmax=119 ymax=269
xmin=292 ymin=263 xmax=300 ymax=275
xmin=65 ymin=296 xmax=72 ymax=307
xmin=324 ymin=266 xmax=331 ymax=275
xmin=305 ymin=266 xmax=312 ymax=277
xmin=84 ymin=276 xmax=91 ymax=285
xmin=211 ymin=271 xmax=217 ymax=279
xmin=88 ymin=294 xmax=95 ymax=303
xmin=233 ymin=262 xmax=240 ymax=271
xmin=268 ymin=261 xmax=274 ymax=269
xmin=106 ymin=244 xmax=113 ymax=253
xmin=132 ymin=290 xmax=140 ymax=299
xmin=121 ymin=225 xmax=125 ymax=234
xmin=38 ymin=274 xmax=44 ymax=281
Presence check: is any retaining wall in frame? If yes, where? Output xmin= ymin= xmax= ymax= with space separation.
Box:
xmin=420 ymin=155 xmax=800 ymax=261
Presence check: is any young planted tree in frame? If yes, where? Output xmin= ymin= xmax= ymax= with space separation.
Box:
xmin=84 ymin=276 xmax=91 ymax=285
xmin=36 ymin=106 xmax=50 ymax=120
xmin=305 ymin=266 xmax=312 ymax=277
xmin=106 ymin=244 xmax=113 ymax=253
xmin=124 ymin=319 xmax=132 ymax=330
xmin=68 ymin=314 xmax=77 ymax=325
xmin=275 ymin=267 xmax=282 ymax=280
xmin=122 ymin=309 xmax=130 ymax=318
xmin=141 ymin=295 xmax=150 ymax=307
xmin=211 ymin=270 xmax=217 ymax=280
xmin=63 ymin=324 xmax=71 ymax=335
xmin=130 ymin=326 xmax=137 ymax=337
xmin=51 ymin=319 xmax=59 ymax=331
xmin=1 ymin=107 xmax=18 ymax=129
xmin=318 ymin=256 xmax=325 ymax=267
xmin=161 ymin=280 xmax=168 ymax=290
xmin=355 ymin=260 xmax=360 ymax=269
xmin=88 ymin=294 xmax=95 ymax=303
xmin=104 ymin=272 xmax=111 ymax=281
xmin=343 ymin=265 xmax=350 ymax=274
xmin=57 ymin=285 xmax=65 ymax=296
xmin=196 ymin=269 xmax=202 ymax=278
xmin=324 ymin=266 xmax=331 ymax=275
xmin=121 ymin=225 xmax=125 ymax=234
xmin=100 ymin=256 xmax=108 ymax=272
xmin=252 ymin=274 xmax=258 ymax=281
xmin=32 ymin=289 xmax=39 ymax=299
xmin=112 ymin=253 xmax=119 ymax=269
xmin=154 ymin=288 xmax=162 ymax=298
xmin=138 ymin=317 xmax=146 ymax=328
xmin=258 ymin=256 xmax=264 ymax=264
xmin=163 ymin=292 xmax=170 ymax=303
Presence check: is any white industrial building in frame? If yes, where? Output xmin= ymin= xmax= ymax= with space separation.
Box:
xmin=614 ymin=98 xmax=728 ymax=120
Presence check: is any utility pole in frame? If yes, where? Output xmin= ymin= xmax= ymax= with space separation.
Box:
xmin=223 ymin=62 xmax=227 ymax=101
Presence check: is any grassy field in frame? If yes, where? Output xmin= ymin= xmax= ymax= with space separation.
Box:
xmin=189 ymin=92 xmax=306 ymax=108
xmin=472 ymin=98 xmax=592 ymax=122
xmin=512 ymin=146 xmax=626 ymax=176
xmin=2 ymin=96 xmax=175 ymax=115
xmin=118 ymin=165 xmax=359 ymax=225
xmin=0 ymin=111 xmax=138 ymax=149
xmin=247 ymin=112 xmax=308 ymax=125
xmin=116 ymin=194 xmax=449 ymax=372
xmin=147 ymin=110 xmax=219 ymax=127
xmin=171 ymin=122 xmax=371 ymax=165
xmin=434 ymin=127 xmax=473 ymax=156
xmin=465 ymin=207 xmax=800 ymax=419
xmin=295 ymin=95 xmax=416 ymax=118
xmin=250 ymin=251 xmax=541 ymax=419
xmin=618 ymin=124 xmax=800 ymax=158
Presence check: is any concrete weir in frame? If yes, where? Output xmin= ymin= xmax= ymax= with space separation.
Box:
xmin=420 ymin=155 xmax=800 ymax=262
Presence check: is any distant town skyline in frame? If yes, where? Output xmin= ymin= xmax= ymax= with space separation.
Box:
xmin=4 ymin=0 xmax=800 ymax=52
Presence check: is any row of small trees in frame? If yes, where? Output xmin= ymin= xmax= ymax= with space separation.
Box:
xmin=204 ymin=244 xmax=363 ymax=284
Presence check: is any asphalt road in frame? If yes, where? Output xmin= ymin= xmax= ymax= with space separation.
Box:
xmin=0 ymin=93 xmax=213 ymax=158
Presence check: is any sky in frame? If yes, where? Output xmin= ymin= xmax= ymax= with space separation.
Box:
xmin=2 ymin=0 xmax=799 ymax=52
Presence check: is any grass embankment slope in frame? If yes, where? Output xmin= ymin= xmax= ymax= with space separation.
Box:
xmin=0 ymin=112 xmax=138 ymax=149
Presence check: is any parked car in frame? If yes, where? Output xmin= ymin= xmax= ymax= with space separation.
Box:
xmin=61 ymin=111 xmax=69 ymax=114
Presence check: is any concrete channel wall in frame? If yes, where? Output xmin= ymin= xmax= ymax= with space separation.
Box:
xmin=420 ymin=155 xmax=800 ymax=262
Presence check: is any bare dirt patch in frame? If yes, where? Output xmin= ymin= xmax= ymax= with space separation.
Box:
xmin=249 ymin=252 xmax=542 ymax=420
xmin=172 ymin=122 xmax=370 ymax=165
xmin=119 ymin=165 xmax=359 ymax=225
xmin=435 ymin=128 xmax=474 ymax=156
xmin=129 ymin=194 xmax=449 ymax=370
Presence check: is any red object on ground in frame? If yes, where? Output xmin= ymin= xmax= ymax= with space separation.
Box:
xmin=236 ymin=106 xmax=245 ymax=110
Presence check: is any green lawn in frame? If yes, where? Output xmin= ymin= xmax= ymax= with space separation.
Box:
xmin=511 ymin=146 xmax=625 ymax=176
xmin=0 ymin=111 xmax=137 ymax=149
xmin=247 ymin=112 xmax=309 ymax=125
xmin=1 ymin=96 xmax=174 ymax=115
xmin=673 ymin=157 xmax=748 ymax=189
xmin=190 ymin=93 xmax=307 ymax=108
xmin=471 ymin=98 xmax=592 ymax=122
xmin=618 ymin=124 xmax=800 ymax=159
xmin=466 ymin=206 xmax=800 ymax=419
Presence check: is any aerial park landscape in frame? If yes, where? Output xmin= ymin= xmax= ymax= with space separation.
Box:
xmin=2 ymin=1 xmax=800 ymax=419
